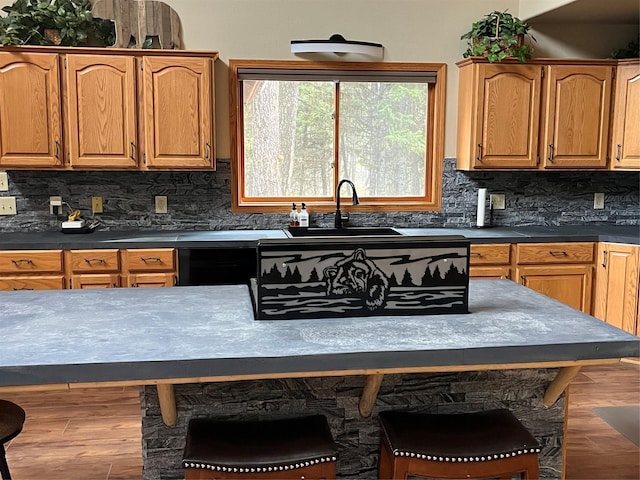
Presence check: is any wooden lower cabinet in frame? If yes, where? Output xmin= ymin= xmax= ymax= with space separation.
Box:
xmin=517 ymin=264 xmax=593 ymax=313
xmin=469 ymin=244 xmax=511 ymax=280
xmin=0 ymin=249 xmax=65 ymax=290
xmin=121 ymin=248 xmax=177 ymax=287
xmin=593 ymin=243 xmax=639 ymax=335
xmin=70 ymin=273 xmax=120 ymax=289
xmin=516 ymin=243 xmax=595 ymax=314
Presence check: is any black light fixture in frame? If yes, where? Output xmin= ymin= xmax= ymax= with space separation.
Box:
xmin=291 ymin=34 xmax=383 ymax=57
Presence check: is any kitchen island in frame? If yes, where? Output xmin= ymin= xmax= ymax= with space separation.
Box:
xmin=0 ymin=280 xmax=637 ymax=479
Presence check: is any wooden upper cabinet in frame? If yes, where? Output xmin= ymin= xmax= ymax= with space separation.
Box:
xmin=610 ymin=60 xmax=640 ymax=170
xmin=65 ymin=55 xmax=138 ymax=168
xmin=142 ymin=56 xmax=214 ymax=169
xmin=0 ymin=52 xmax=63 ymax=168
xmin=542 ymin=65 xmax=613 ymax=169
xmin=462 ymin=63 xmax=542 ymax=169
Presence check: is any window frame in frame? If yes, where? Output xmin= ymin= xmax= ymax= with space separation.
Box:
xmin=229 ymin=59 xmax=446 ymax=213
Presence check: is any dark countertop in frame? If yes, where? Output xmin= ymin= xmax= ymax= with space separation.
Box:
xmin=0 ymin=280 xmax=637 ymax=387
xmin=0 ymin=225 xmax=638 ymax=250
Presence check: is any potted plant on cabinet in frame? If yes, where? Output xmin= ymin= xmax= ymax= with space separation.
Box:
xmin=0 ymin=0 xmax=114 ymax=46
xmin=461 ymin=10 xmax=536 ymax=63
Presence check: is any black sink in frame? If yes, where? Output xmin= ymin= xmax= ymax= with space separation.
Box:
xmin=284 ymin=227 xmax=402 ymax=237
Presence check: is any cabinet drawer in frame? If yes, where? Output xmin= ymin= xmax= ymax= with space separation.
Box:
xmin=516 ymin=243 xmax=594 ymax=264
xmin=68 ymin=249 xmax=120 ymax=272
xmin=470 ymin=244 xmax=510 ymax=265
xmin=0 ymin=275 xmax=65 ymax=290
xmin=124 ymin=248 xmax=176 ymax=271
xmin=0 ymin=250 xmax=63 ymax=273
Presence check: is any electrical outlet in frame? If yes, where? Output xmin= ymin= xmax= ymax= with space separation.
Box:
xmin=490 ymin=194 xmax=505 ymax=210
xmin=0 ymin=171 xmax=8 ymax=191
xmin=49 ymin=195 xmax=62 ymax=215
xmin=155 ymin=195 xmax=168 ymax=214
xmin=0 ymin=196 xmax=17 ymax=215
xmin=594 ymin=192 xmax=605 ymax=209
xmin=92 ymin=196 xmax=103 ymax=214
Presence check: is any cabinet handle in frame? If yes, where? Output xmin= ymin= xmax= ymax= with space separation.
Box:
xmin=616 ymin=144 xmax=622 ymax=161
xmin=470 ymin=252 xmax=482 ymax=257
xmin=130 ymin=142 xmax=136 ymax=160
xmin=205 ymin=143 xmax=211 ymax=160
xmin=132 ymin=283 xmax=138 ymax=288
xmin=520 ymin=275 xmax=525 ymax=285
xmin=13 ymin=287 xmax=34 ymax=291
xmin=141 ymin=257 xmax=161 ymax=263
xmin=84 ymin=258 xmax=106 ymax=265
xmin=11 ymin=258 xmax=33 ymax=265
xmin=547 ymin=144 xmax=554 ymax=162
xmin=549 ymin=250 xmax=567 ymax=256
xmin=602 ymin=250 xmax=608 ymax=268
xmin=476 ymin=144 xmax=482 ymax=161
xmin=55 ymin=140 xmax=60 ymax=159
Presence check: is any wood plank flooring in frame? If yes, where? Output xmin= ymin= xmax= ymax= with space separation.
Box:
xmin=1 ymin=363 xmax=638 ymax=480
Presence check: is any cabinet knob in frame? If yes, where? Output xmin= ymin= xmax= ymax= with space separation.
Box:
xmin=476 ymin=144 xmax=482 ymax=161
xmin=616 ymin=144 xmax=622 ymax=161
xmin=130 ymin=142 xmax=136 ymax=160
xmin=602 ymin=250 xmax=608 ymax=268
xmin=547 ymin=144 xmax=555 ymax=162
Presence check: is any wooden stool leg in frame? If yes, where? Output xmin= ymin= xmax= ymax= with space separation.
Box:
xmin=0 ymin=444 xmax=12 ymax=480
xmin=377 ymin=440 xmax=393 ymax=480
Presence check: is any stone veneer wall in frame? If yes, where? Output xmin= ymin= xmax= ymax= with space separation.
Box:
xmin=0 ymin=159 xmax=638 ymax=231
xmin=141 ymin=369 xmax=563 ymax=480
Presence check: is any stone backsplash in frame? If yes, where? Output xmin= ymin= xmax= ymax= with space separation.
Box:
xmin=0 ymin=159 xmax=638 ymax=232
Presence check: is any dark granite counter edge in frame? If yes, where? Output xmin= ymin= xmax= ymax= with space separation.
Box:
xmin=1 ymin=341 xmax=638 ymax=387
xmin=0 ymin=225 xmax=637 ymax=250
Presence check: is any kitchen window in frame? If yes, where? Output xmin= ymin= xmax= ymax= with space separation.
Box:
xmin=229 ymin=60 xmax=446 ymax=213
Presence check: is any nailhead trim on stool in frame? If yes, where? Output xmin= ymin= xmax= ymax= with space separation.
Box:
xmin=182 ymin=414 xmax=338 ymax=478
xmin=378 ymin=409 xmax=541 ymax=480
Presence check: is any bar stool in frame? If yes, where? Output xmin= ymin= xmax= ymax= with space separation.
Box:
xmin=0 ymin=400 xmax=25 ymax=480
xmin=378 ymin=409 xmax=540 ymax=480
xmin=182 ymin=414 xmax=338 ymax=479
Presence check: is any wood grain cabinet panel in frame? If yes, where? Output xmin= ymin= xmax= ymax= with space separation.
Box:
xmin=0 ymin=52 xmax=63 ymax=168
xmin=457 ymin=58 xmax=615 ymax=171
xmin=469 ymin=244 xmax=512 ymax=280
xmin=141 ymin=56 xmax=214 ymax=169
xmin=0 ymin=249 xmax=64 ymax=291
xmin=516 ymin=242 xmax=595 ymax=314
xmin=542 ymin=65 xmax=613 ymax=169
xmin=121 ymin=248 xmax=177 ymax=288
xmin=65 ymin=55 xmax=138 ymax=168
xmin=610 ymin=59 xmax=640 ymax=170
xmin=457 ymin=63 xmax=541 ymax=169
xmin=594 ymin=243 xmax=639 ymax=335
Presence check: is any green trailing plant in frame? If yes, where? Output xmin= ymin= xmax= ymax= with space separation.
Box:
xmin=461 ymin=10 xmax=536 ymax=63
xmin=611 ymin=39 xmax=639 ymax=59
xmin=0 ymin=0 xmax=115 ymax=47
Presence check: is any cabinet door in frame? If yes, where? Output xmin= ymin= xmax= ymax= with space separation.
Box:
xmin=517 ymin=264 xmax=593 ymax=314
xmin=594 ymin=243 xmax=639 ymax=334
xmin=0 ymin=52 xmax=63 ymax=168
xmin=126 ymin=273 xmax=176 ymax=288
xmin=472 ymin=64 xmax=542 ymax=168
xmin=470 ymin=266 xmax=511 ymax=280
xmin=0 ymin=275 xmax=65 ymax=291
xmin=542 ymin=65 xmax=613 ymax=168
xmin=70 ymin=273 xmax=119 ymax=289
xmin=66 ymin=55 xmax=138 ymax=168
xmin=610 ymin=61 xmax=640 ymax=170
xmin=142 ymin=56 xmax=214 ymax=169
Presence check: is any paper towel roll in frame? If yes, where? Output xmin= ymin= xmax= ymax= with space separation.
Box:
xmin=476 ymin=188 xmax=486 ymax=228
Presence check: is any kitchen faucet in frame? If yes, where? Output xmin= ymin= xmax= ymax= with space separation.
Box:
xmin=335 ymin=179 xmax=360 ymax=228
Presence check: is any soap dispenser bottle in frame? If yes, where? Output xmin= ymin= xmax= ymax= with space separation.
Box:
xmin=299 ymin=202 xmax=309 ymax=227
xmin=289 ymin=202 xmax=299 ymax=227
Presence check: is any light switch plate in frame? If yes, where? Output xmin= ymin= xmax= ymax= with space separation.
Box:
xmin=0 ymin=196 xmax=17 ymax=215
xmin=155 ymin=195 xmax=168 ymax=214
xmin=594 ymin=192 xmax=605 ymax=209
xmin=0 ymin=172 xmax=8 ymax=191
xmin=92 ymin=196 xmax=103 ymax=214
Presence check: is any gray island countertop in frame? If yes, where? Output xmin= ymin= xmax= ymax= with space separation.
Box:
xmin=0 ymin=280 xmax=637 ymax=387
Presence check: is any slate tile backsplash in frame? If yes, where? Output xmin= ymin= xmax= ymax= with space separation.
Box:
xmin=0 ymin=158 xmax=638 ymax=232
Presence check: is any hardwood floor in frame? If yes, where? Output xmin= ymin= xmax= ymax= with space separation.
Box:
xmin=1 ymin=363 xmax=639 ymax=480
